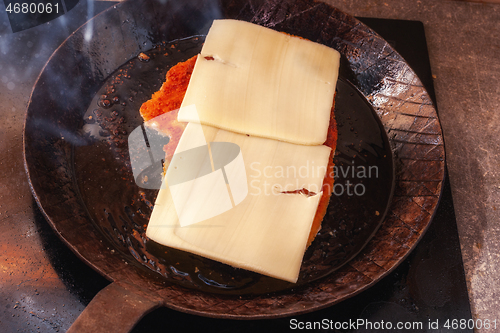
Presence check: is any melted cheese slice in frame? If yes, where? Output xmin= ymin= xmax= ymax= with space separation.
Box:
xmin=179 ymin=19 xmax=340 ymax=145
xmin=146 ymin=123 xmax=331 ymax=282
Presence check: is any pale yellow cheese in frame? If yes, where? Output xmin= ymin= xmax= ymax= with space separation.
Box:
xmin=147 ymin=20 xmax=339 ymax=283
xmin=146 ymin=123 xmax=331 ymax=283
xmin=179 ymin=19 xmax=340 ymax=145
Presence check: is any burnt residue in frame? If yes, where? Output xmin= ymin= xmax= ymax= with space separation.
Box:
xmin=280 ymin=188 xmax=318 ymax=197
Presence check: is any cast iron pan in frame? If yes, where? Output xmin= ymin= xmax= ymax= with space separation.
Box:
xmin=23 ymin=0 xmax=445 ymax=332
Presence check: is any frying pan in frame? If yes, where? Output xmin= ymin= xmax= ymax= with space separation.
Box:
xmin=23 ymin=0 xmax=445 ymax=332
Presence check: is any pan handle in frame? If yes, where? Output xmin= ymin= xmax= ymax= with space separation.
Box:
xmin=67 ymin=281 xmax=164 ymax=333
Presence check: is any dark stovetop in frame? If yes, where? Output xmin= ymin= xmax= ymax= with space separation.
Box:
xmin=0 ymin=2 xmax=472 ymax=332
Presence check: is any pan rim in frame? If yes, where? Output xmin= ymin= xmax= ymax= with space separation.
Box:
xmin=23 ymin=0 xmax=445 ymax=319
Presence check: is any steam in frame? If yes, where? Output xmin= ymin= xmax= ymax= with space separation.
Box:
xmin=83 ymin=0 xmax=94 ymax=42
xmin=30 ymin=117 xmax=90 ymax=146
xmin=0 ymin=0 xmax=101 ymax=100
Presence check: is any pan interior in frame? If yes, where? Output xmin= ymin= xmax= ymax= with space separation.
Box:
xmin=73 ymin=36 xmax=394 ymax=295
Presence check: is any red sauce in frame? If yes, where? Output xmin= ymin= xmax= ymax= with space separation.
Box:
xmin=139 ymin=56 xmax=197 ymax=168
xmin=308 ymin=101 xmax=337 ymax=247
xmin=139 ymin=55 xmax=197 ymax=121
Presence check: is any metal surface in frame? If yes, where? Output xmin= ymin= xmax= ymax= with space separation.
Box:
xmin=22 ymin=0 xmax=445 ymax=327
